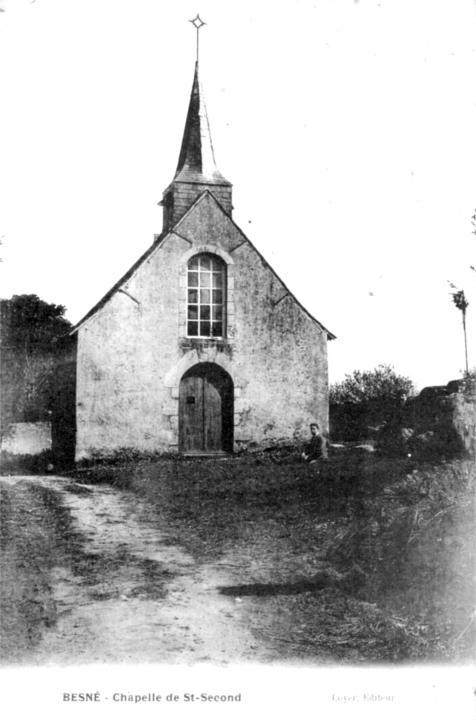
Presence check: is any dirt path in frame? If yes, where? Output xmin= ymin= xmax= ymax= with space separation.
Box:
xmin=1 ymin=476 xmax=271 ymax=666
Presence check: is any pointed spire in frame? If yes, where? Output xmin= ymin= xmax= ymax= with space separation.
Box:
xmin=174 ymin=62 xmax=230 ymax=186
xmin=161 ymin=56 xmax=233 ymax=232
xmin=160 ymin=22 xmax=232 ymax=231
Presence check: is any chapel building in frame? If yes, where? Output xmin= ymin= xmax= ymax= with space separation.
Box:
xmin=64 ymin=57 xmax=335 ymax=460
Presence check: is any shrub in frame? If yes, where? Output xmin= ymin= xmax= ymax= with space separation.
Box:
xmin=330 ymin=365 xmax=416 ymax=441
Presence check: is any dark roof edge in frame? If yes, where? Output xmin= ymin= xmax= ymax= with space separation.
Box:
xmin=198 ymin=191 xmax=337 ymax=340
xmin=70 ymin=190 xmax=222 ymax=333
xmin=69 ymin=232 xmax=168 ymax=334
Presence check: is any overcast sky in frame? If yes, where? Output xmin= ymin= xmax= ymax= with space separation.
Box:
xmin=1 ymin=0 xmax=475 ymax=390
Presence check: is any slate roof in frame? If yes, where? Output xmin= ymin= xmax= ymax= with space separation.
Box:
xmin=173 ymin=62 xmax=231 ymax=187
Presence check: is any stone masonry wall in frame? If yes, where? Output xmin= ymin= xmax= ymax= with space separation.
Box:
xmin=408 ymin=384 xmax=476 ymax=456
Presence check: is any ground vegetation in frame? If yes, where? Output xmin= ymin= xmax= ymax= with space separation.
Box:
xmin=1 ymin=449 xmax=473 ymax=664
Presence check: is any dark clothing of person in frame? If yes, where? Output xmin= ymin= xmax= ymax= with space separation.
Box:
xmin=305 ymin=434 xmax=328 ymax=460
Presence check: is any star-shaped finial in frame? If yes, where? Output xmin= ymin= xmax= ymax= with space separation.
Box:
xmin=190 ymin=14 xmax=206 ymax=30
xmin=189 ymin=15 xmax=206 ymax=62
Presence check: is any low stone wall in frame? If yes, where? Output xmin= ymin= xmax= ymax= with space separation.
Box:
xmin=450 ymin=393 xmax=476 ymax=456
xmin=411 ymin=391 xmax=476 ymax=456
xmin=331 ymin=380 xmax=476 ymax=458
xmin=404 ymin=381 xmax=475 ymax=455
xmin=382 ymin=382 xmax=476 ymax=457
xmin=1 ymin=422 xmax=52 ymax=456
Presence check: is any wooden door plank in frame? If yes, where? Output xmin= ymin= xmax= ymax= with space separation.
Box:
xmin=179 ymin=374 xmax=204 ymax=452
xmin=204 ymin=374 xmax=222 ymax=451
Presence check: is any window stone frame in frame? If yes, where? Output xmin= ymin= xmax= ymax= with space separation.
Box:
xmin=179 ymin=245 xmax=235 ymax=342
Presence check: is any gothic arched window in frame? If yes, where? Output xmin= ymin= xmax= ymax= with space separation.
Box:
xmin=187 ymin=254 xmax=226 ymax=338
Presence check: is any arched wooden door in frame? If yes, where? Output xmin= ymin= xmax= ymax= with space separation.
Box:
xmin=179 ymin=363 xmax=234 ymax=454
